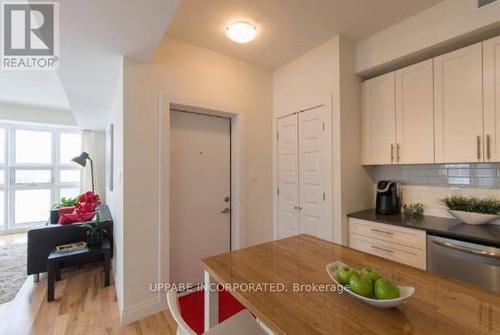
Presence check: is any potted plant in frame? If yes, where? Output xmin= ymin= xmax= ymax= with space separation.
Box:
xmin=441 ymin=195 xmax=500 ymax=225
xmin=402 ymin=203 xmax=425 ymax=217
xmin=82 ymin=212 xmax=107 ymax=245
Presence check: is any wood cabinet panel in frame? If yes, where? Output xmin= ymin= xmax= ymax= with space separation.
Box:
xmin=350 ymin=218 xmax=426 ymax=250
xmin=349 ymin=232 xmax=427 ymax=270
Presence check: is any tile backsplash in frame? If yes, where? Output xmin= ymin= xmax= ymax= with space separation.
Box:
xmin=401 ymin=185 xmax=500 ymax=222
xmin=370 ymin=163 xmax=500 ymax=188
xmin=368 ymin=163 xmax=500 ymax=224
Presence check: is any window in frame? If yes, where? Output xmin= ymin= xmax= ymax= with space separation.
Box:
xmin=0 ymin=125 xmax=82 ymax=230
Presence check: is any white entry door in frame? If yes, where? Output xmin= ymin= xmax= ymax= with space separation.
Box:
xmin=277 ymin=114 xmax=299 ymax=238
xmin=170 ymin=111 xmax=231 ymax=286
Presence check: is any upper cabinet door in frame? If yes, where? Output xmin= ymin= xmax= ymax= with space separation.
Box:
xmin=395 ymin=60 xmax=435 ymax=164
xmin=362 ymin=72 xmax=396 ymax=165
xmin=434 ymin=43 xmax=484 ymax=163
xmin=483 ymin=36 xmax=500 ymax=162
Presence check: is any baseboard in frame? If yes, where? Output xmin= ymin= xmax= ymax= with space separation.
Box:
xmin=121 ymin=295 xmax=168 ymax=325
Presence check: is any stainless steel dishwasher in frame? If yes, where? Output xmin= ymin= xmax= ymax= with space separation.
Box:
xmin=427 ymin=235 xmax=500 ymax=293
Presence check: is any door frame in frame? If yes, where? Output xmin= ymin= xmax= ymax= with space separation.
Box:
xmin=158 ymin=94 xmax=246 ymax=285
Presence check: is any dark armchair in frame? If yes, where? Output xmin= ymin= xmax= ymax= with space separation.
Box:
xmin=27 ymin=205 xmax=113 ymax=280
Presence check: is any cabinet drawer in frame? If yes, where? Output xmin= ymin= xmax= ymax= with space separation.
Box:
xmin=350 ymin=233 xmax=427 ymax=270
xmin=349 ymin=218 xmax=426 ymax=250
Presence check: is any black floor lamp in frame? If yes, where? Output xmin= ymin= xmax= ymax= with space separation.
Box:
xmin=71 ymin=152 xmax=95 ymax=194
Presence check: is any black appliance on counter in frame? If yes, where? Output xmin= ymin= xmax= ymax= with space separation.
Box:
xmin=375 ymin=181 xmax=401 ymax=215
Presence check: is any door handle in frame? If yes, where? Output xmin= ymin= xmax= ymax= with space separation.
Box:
xmin=432 ymin=240 xmax=500 ymax=260
xmin=294 ymin=206 xmax=303 ymax=210
xmin=220 ymin=208 xmax=231 ymax=214
xmin=477 ymin=135 xmax=482 ymax=161
xmin=390 ymin=144 xmax=394 ymax=163
xmin=371 ymin=245 xmax=394 ymax=254
xmin=486 ymin=135 xmax=491 ymax=160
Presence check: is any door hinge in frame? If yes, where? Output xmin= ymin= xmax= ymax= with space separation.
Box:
xmin=276 ymin=132 xmax=279 ymax=140
xmin=322 ymin=121 xmax=325 ymax=131
xmin=277 ymin=188 xmax=280 ymax=196
xmin=323 ymin=192 xmax=326 ymax=201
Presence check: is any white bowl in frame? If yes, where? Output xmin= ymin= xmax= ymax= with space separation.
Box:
xmin=325 ymin=261 xmax=415 ymax=308
xmin=448 ymin=210 xmax=499 ymax=225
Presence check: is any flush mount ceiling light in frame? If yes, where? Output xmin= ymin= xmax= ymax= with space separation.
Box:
xmin=226 ymin=21 xmax=257 ymax=44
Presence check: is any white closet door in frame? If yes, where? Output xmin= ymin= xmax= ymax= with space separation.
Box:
xmin=277 ymin=114 xmax=299 ymax=238
xmin=298 ymin=106 xmax=330 ymax=241
xmin=434 ymin=43 xmax=484 ymax=163
xmin=483 ymin=35 xmax=500 ymax=162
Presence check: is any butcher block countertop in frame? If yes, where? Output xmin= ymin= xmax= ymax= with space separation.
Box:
xmin=202 ymin=234 xmax=500 ymax=335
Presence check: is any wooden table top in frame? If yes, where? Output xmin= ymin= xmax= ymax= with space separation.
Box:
xmin=202 ymin=234 xmax=500 ymax=335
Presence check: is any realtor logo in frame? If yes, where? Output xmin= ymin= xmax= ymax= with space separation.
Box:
xmin=1 ymin=2 xmax=59 ymax=70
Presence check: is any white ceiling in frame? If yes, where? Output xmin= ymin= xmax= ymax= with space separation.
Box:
xmin=167 ymin=0 xmax=443 ymax=69
xmin=0 ymin=71 xmax=70 ymax=110
xmin=0 ymin=0 xmax=181 ymax=129
xmin=55 ymin=0 xmax=181 ymax=129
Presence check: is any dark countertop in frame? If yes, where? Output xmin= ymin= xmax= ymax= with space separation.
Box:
xmin=348 ymin=209 xmax=500 ymax=248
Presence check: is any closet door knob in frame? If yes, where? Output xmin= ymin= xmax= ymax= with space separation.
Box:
xmin=477 ymin=136 xmax=482 ymax=161
xmin=486 ymin=135 xmax=491 ymax=160
xmin=390 ymin=144 xmax=394 ymax=163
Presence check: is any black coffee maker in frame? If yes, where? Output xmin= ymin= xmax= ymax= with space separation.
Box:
xmin=376 ymin=181 xmax=401 ymax=215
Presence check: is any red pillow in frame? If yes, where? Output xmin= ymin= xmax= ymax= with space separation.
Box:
xmin=59 ymin=210 xmax=95 ymax=225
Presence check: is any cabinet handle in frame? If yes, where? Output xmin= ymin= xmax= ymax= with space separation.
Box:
xmin=486 ymin=135 xmax=491 ymax=160
xmin=371 ymin=245 xmax=394 ymax=254
xmin=477 ymin=136 xmax=481 ymax=161
xmin=396 ymin=143 xmax=401 ymax=162
xmin=370 ymin=228 xmax=393 ymax=236
xmin=390 ymin=144 xmax=394 ymax=163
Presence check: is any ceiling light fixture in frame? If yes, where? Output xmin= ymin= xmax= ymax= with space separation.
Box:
xmin=226 ymin=21 xmax=257 ymax=44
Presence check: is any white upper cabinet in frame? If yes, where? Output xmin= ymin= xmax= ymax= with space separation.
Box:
xmin=362 ymin=72 xmax=396 ymax=165
xmin=395 ymin=59 xmax=434 ymax=164
xmin=483 ymin=35 xmax=500 ymax=162
xmin=434 ymin=43 xmax=484 ymax=163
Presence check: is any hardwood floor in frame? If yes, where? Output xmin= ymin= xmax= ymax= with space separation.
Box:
xmin=0 ymin=264 xmax=177 ymax=335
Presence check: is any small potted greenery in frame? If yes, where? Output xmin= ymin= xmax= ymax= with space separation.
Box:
xmin=82 ymin=212 xmax=107 ymax=245
xmin=441 ymin=195 xmax=500 ymax=225
xmin=402 ymin=203 xmax=424 ymax=217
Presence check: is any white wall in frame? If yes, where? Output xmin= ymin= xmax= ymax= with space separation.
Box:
xmin=273 ymin=36 xmax=373 ymax=245
xmin=273 ymin=38 xmax=339 ymax=118
xmin=105 ymin=57 xmax=125 ymax=317
xmin=0 ymin=102 xmax=76 ymax=126
xmin=121 ymin=37 xmax=273 ymax=323
xmin=356 ymin=0 xmax=500 ymax=76
xmin=338 ymin=37 xmax=374 ymax=243
xmin=81 ymin=130 xmax=107 ymax=202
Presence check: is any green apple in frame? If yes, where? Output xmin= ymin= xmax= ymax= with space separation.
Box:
xmin=360 ymin=268 xmax=381 ymax=282
xmin=374 ymin=278 xmax=400 ymax=300
xmin=337 ymin=266 xmax=358 ymax=285
xmin=349 ymin=274 xmax=373 ymax=298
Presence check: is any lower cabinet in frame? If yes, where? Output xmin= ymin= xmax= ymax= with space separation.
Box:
xmin=349 ymin=218 xmax=427 ymax=270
